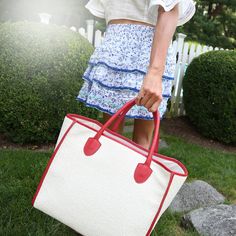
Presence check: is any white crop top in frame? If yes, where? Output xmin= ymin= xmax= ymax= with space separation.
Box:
xmin=85 ymin=0 xmax=196 ymax=27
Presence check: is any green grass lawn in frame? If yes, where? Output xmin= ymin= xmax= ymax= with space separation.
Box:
xmin=0 ymin=132 xmax=235 ymax=236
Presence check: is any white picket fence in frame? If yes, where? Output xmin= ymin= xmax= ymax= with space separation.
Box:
xmin=72 ymin=19 xmax=227 ymax=117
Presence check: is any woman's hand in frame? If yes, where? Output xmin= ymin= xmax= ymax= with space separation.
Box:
xmin=135 ymin=69 xmax=163 ymax=112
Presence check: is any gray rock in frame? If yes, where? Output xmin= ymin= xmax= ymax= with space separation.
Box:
xmin=169 ymin=180 xmax=225 ymax=213
xmin=181 ymin=204 xmax=236 ymax=236
xmin=159 ymin=139 xmax=169 ymax=149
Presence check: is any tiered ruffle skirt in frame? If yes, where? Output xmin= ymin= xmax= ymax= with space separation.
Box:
xmin=76 ymin=23 xmax=176 ymax=120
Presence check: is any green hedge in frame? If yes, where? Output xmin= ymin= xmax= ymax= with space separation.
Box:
xmin=0 ymin=21 xmax=99 ymax=144
xmin=183 ymin=50 xmax=236 ymax=144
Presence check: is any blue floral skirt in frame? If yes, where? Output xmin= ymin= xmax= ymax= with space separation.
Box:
xmin=76 ymin=23 xmax=176 ymax=120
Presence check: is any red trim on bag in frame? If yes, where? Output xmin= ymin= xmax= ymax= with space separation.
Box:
xmin=66 ymin=114 xmax=188 ymax=177
xmin=31 ymin=121 xmax=76 ymax=206
xmin=146 ymin=173 xmax=174 ymax=236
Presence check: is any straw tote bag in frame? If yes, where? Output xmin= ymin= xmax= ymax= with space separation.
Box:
xmin=32 ymin=97 xmax=188 ymax=236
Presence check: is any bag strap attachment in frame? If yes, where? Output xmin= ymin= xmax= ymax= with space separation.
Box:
xmin=83 ymin=98 xmax=161 ymax=184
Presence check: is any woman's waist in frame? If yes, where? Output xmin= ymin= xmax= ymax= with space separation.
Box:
xmin=105 ymin=19 xmax=156 ymax=40
xmin=108 ymin=19 xmax=155 ymax=28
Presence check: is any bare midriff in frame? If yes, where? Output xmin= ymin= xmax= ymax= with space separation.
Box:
xmin=108 ymin=19 xmax=155 ymax=27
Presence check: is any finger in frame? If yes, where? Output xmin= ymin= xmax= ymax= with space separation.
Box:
xmin=140 ymin=93 xmax=152 ymax=106
xmin=135 ymin=94 xmax=143 ymax=106
xmin=148 ymin=99 xmax=162 ymax=113
xmin=145 ymin=96 xmax=159 ymax=110
xmin=144 ymin=93 xmax=162 ymax=110
xmin=135 ymin=90 xmax=145 ymax=105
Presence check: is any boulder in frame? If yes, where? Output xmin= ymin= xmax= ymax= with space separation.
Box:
xmin=169 ymin=180 xmax=225 ymax=212
xmin=181 ymin=204 xmax=236 ymax=236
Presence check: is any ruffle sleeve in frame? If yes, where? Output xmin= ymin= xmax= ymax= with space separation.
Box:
xmin=85 ymin=0 xmax=105 ymax=19
xmin=148 ymin=0 xmax=196 ymax=26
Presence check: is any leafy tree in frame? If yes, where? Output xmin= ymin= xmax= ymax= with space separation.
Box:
xmin=178 ymin=0 xmax=236 ymax=49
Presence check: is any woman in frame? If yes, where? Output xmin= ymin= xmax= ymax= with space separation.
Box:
xmin=77 ymin=0 xmax=196 ymax=149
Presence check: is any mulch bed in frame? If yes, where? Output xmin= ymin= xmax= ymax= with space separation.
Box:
xmin=0 ymin=134 xmax=55 ymax=152
xmin=0 ymin=116 xmax=235 ymax=153
xmin=160 ymin=116 xmax=236 ymax=154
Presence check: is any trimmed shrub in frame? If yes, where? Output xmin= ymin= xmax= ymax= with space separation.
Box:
xmin=183 ymin=50 xmax=236 ymax=144
xmin=0 ymin=21 xmax=98 ymax=144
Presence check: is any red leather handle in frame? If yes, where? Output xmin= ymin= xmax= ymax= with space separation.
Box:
xmin=110 ymin=104 xmax=130 ymax=132
xmin=83 ymin=98 xmax=161 ymax=184
xmin=110 ymin=101 xmax=160 ymax=153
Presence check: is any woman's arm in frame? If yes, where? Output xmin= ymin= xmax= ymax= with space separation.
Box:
xmin=135 ymin=4 xmax=179 ymax=112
